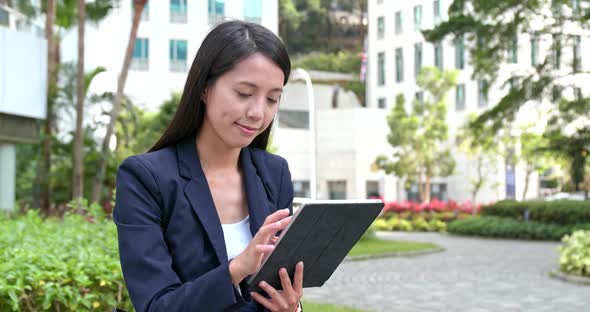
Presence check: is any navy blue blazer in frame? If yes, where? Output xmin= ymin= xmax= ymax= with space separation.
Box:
xmin=113 ymin=136 xmax=294 ymax=312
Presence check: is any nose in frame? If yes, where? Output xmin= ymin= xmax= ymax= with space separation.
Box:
xmin=246 ymin=96 xmax=264 ymax=121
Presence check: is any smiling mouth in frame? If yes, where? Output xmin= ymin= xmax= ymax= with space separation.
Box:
xmin=236 ymin=123 xmax=259 ymax=131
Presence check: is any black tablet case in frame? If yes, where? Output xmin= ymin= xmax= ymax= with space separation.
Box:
xmin=246 ymin=200 xmax=384 ymax=292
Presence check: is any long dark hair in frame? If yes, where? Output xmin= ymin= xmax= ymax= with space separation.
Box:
xmin=149 ymin=20 xmax=291 ymax=153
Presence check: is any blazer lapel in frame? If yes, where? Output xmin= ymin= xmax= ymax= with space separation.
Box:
xmin=240 ymin=148 xmax=273 ymax=237
xmin=177 ymin=137 xmax=228 ymax=265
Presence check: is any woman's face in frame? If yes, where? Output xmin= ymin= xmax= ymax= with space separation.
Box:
xmin=202 ymin=52 xmax=284 ymax=149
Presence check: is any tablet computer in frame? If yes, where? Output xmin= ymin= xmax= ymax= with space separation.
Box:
xmin=246 ymin=199 xmax=384 ymax=292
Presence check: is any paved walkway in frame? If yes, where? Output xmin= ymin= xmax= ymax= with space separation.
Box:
xmin=303 ymin=232 xmax=590 ymax=312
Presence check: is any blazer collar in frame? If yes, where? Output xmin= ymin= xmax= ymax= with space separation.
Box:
xmin=177 ymin=137 xmax=272 ymax=265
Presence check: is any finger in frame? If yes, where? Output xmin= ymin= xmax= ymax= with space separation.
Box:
xmin=271 ymin=236 xmax=279 ymax=245
xmin=251 ymin=292 xmax=277 ymax=311
xmin=279 ymin=267 xmax=294 ymax=297
xmin=253 ymin=216 xmax=292 ymax=242
xmin=263 ymin=208 xmax=291 ymax=226
xmin=255 ymin=244 xmax=275 ymax=254
xmin=259 ymin=281 xmax=289 ymax=310
xmin=293 ymin=261 xmax=304 ymax=293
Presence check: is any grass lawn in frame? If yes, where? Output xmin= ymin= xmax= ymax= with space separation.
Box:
xmin=348 ymin=238 xmax=438 ymax=257
xmin=302 ymin=301 xmax=369 ymax=312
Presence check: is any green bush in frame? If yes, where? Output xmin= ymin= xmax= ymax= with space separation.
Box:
xmin=412 ymin=218 xmax=431 ymax=231
xmin=448 ymin=216 xmax=590 ymax=241
xmin=292 ymin=51 xmax=361 ymax=74
xmin=0 ymin=210 xmax=132 ymax=311
xmin=481 ymin=200 xmax=590 ymax=225
xmin=559 ymin=230 xmax=590 ymax=277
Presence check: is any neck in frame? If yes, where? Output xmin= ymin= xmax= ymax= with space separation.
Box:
xmin=196 ymin=124 xmax=241 ymax=172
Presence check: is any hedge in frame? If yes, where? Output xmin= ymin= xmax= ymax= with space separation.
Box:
xmin=0 ymin=210 xmax=132 ymax=311
xmin=447 ymin=216 xmax=590 ymax=241
xmin=481 ymin=200 xmax=590 ymax=225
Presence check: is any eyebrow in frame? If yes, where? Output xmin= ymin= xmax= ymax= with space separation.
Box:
xmin=237 ymin=81 xmax=283 ymax=93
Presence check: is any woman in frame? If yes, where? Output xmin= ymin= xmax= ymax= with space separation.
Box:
xmin=113 ymin=20 xmax=303 ymax=312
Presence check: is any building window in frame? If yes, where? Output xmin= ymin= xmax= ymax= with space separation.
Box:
xmin=575 ymin=87 xmax=583 ymax=101
xmin=508 ymin=77 xmax=518 ymax=91
xmin=395 ymin=11 xmax=402 ymax=34
xmin=0 ymin=7 xmax=9 ymax=26
xmin=328 ymin=181 xmax=347 ymax=200
xmin=573 ymin=0 xmax=580 ymax=15
xmin=573 ymin=35 xmax=581 ymax=73
xmin=406 ymin=183 xmax=447 ymax=202
xmin=530 ymin=33 xmax=539 ymax=66
xmin=510 ymin=35 xmax=518 ymax=64
xmin=455 ymin=35 xmax=465 ymax=69
xmin=277 ymin=110 xmax=309 ymax=129
xmin=131 ymin=37 xmax=149 ymax=71
xmin=552 ymin=85 xmax=562 ymax=102
xmin=378 ymin=52 xmax=386 ymax=86
xmin=395 ymin=47 xmax=404 ymax=82
xmin=552 ymin=34 xmax=561 ymax=69
xmin=170 ymin=0 xmax=187 ymax=23
xmin=293 ymin=181 xmax=310 ymax=198
xmin=434 ymin=42 xmax=443 ymax=70
xmin=377 ymin=16 xmax=385 ymax=39
xmin=433 ymin=0 xmax=442 ymax=24
xmin=378 ymin=97 xmax=387 ymax=109
xmin=478 ymin=80 xmax=488 ymax=108
xmin=244 ymin=0 xmax=262 ymax=24
xmin=366 ymin=181 xmax=380 ymax=198
xmin=455 ymin=83 xmax=465 ymax=111
xmin=169 ymin=39 xmax=188 ymax=72
xmin=209 ymin=0 xmax=225 ymax=24
xmin=414 ymin=42 xmax=423 ymax=77
xmin=414 ymin=5 xmax=422 ymax=30
xmin=415 ymin=91 xmax=424 ymax=103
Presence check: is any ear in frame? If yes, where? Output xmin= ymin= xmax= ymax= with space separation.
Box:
xmin=201 ymin=87 xmax=209 ymax=105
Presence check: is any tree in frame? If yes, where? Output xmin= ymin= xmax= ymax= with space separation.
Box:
xmin=457 ymin=115 xmax=499 ymax=205
xmin=375 ymin=67 xmax=457 ymax=202
xmin=423 ymin=0 xmax=590 ymax=193
xmin=72 ymin=0 xmax=85 ymax=202
xmin=92 ymin=0 xmax=148 ymax=204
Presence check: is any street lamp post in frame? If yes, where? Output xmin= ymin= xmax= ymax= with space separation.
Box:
xmin=290 ymin=68 xmax=316 ymax=200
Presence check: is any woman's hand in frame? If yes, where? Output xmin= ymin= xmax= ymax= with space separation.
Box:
xmin=229 ymin=208 xmax=292 ymax=284
xmin=251 ymin=261 xmax=304 ymax=312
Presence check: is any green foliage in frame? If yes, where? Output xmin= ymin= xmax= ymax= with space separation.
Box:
xmin=279 ymin=0 xmax=367 ymax=54
xmin=448 ymin=216 xmax=590 ymax=241
xmin=0 ymin=210 xmax=132 ymax=311
xmin=376 ymin=67 xmax=457 ymax=202
xmin=292 ymin=51 xmax=362 ymax=74
xmin=373 ymin=216 xmax=447 ymax=233
xmin=559 ymin=230 xmax=590 ymax=277
xmin=482 ymin=200 xmax=590 ymax=225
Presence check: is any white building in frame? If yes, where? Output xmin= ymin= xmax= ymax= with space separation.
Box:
xmin=366 ymin=0 xmax=590 ymax=202
xmin=61 ymin=0 xmax=277 ymax=111
xmin=0 ymin=4 xmax=47 ymax=210
xmin=275 ymin=71 xmax=399 ymax=201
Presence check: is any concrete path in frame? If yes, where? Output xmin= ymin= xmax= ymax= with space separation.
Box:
xmin=303 ymin=232 xmax=590 ymax=312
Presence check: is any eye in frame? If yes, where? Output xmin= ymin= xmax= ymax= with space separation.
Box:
xmin=236 ymin=91 xmax=252 ymax=98
xmin=267 ymin=98 xmax=278 ymax=104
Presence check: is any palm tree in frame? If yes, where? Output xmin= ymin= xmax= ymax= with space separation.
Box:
xmin=72 ymin=0 xmax=85 ymax=202
xmin=92 ymin=0 xmax=148 ymax=204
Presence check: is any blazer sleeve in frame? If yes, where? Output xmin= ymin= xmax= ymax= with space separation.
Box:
xmin=113 ymin=156 xmax=247 ymax=312
xmin=277 ymin=159 xmax=295 ymax=215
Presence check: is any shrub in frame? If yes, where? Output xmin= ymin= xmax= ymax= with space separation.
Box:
xmin=412 ymin=218 xmax=431 ymax=231
xmin=0 ymin=210 xmax=132 ymax=311
xmin=448 ymin=216 xmax=590 ymax=241
xmin=481 ymin=200 xmax=590 ymax=225
xmin=292 ymin=51 xmax=361 ymax=74
xmin=429 ymin=219 xmax=447 ymax=232
xmin=559 ymin=230 xmax=590 ymax=277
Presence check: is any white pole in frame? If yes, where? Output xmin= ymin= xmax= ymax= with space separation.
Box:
xmin=0 ymin=142 xmax=16 ymax=211
xmin=292 ymin=68 xmax=316 ymax=199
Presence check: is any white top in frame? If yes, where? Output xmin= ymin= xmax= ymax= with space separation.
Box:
xmin=221 ymin=215 xmax=253 ymax=261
